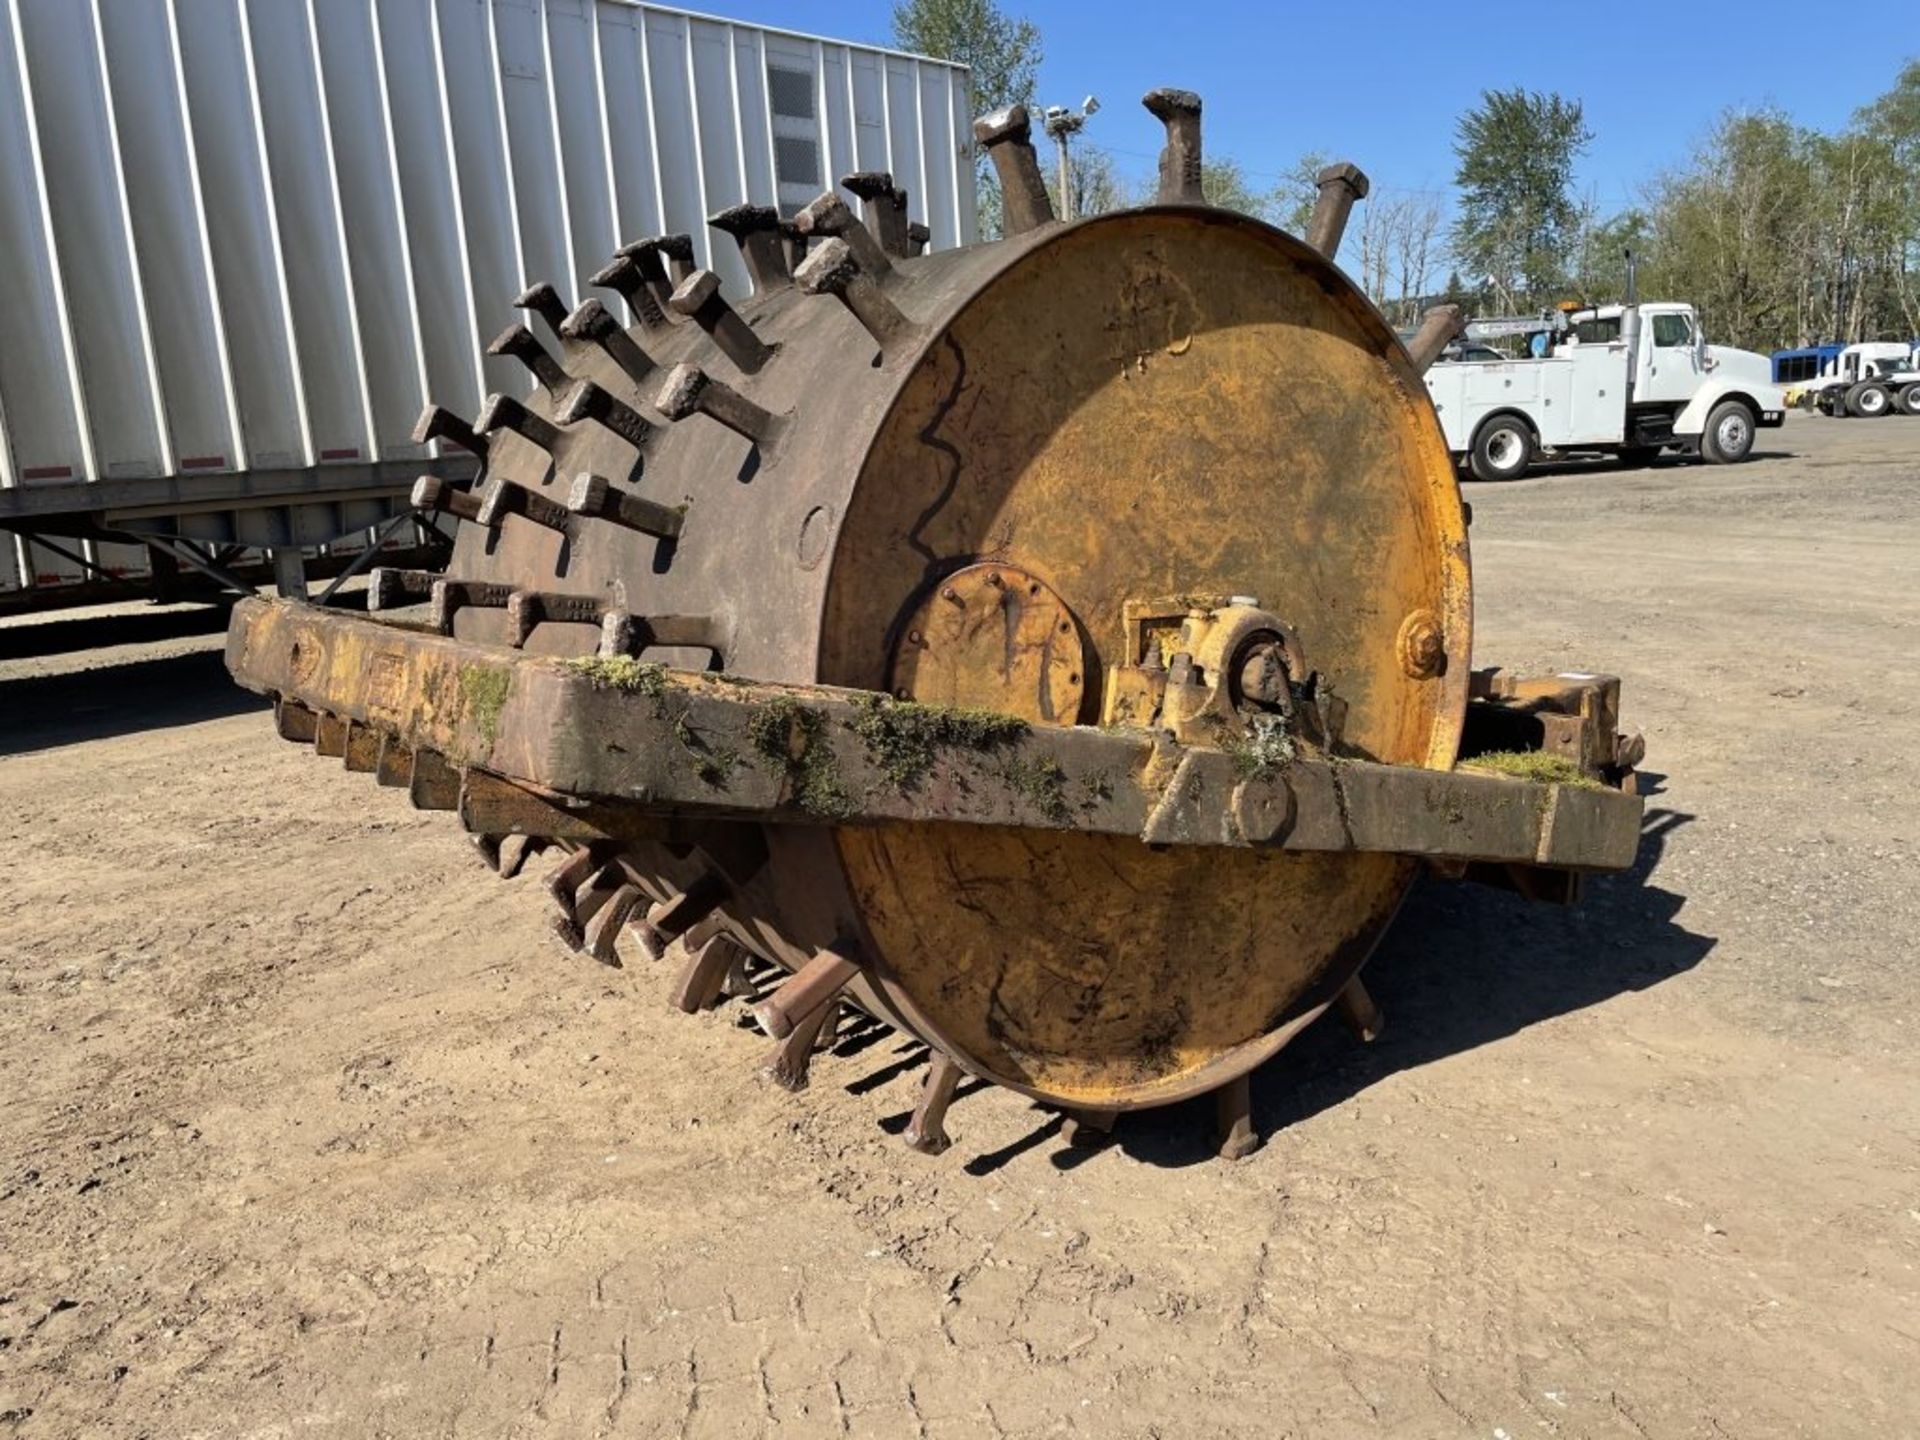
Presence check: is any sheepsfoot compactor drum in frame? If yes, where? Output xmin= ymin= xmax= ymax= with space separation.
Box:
xmin=226 ymin=92 xmax=1647 ymax=1161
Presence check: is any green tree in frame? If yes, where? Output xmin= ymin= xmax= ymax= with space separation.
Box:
xmin=891 ymin=0 xmax=1041 ymax=237
xmin=1450 ymin=89 xmax=1593 ymax=310
xmin=1571 ymin=205 xmax=1654 ymax=304
xmin=1045 ymin=142 xmax=1127 ymax=220
xmin=1854 ymin=59 xmax=1920 ymax=336
xmin=1197 ymin=158 xmax=1273 ymax=219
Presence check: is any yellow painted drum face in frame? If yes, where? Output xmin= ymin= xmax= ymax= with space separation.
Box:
xmin=818 ymin=210 xmax=1470 ymax=1107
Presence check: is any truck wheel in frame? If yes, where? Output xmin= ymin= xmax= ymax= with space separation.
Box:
xmin=1847 ymin=382 xmax=1891 ymax=418
xmin=1897 ymin=382 xmax=1920 ymax=417
xmin=1701 ymin=400 xmax=1755 ymax=463
xmin=1469 ymin=416 xmax=1531 ymax=482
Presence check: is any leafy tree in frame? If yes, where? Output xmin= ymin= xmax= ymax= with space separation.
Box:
xmin=1450 ymin=89 xmax=1592 ymax=310
xmin=891 ymin=0 xmax=1041 ymax=237
xmin=1274 ymin=152 xmax=1329 ymax=235
xmin=1197 ymin=158 xmax=1274 ymax=219
xmin=1854 ymin=59 xmax=1920 ymax=336
xmin=1041 ymin=141 xmax=1127 ymax=220
xmin=1571 ymin=205 xmax=1654 ymax=304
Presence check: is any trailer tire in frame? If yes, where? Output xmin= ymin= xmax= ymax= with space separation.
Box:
xmin=1896 ymin=382 xmax=1920 ymax=417
xmin=1469 ymin=415 xmax=1532 ymax=482
xmin=1700 ymin=400 xmax=1755 ymax=464
xmin=1846 ymin=382 xmax=1891 ymax=418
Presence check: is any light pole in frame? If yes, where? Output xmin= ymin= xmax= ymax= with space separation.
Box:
xmin=1040 ymin=95 xmax=1099 ymax=222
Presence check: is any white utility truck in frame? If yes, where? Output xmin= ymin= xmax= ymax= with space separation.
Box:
xmin=1789 ymin=343 xmax=1920 ymax=418
xmin=1425 ymin=296 xmax=1787 ymax=481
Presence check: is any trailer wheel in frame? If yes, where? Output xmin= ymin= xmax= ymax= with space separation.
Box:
xmin=1469 ymin=416 xmax=1532 ymax=482
xmin=1896 ymin=382 xmax=1920 ymax=416
xmin=1846 ymin=382 xmax=1891 ymax=418
xmin=1701 ymin=400 xmax=1755 ymax=464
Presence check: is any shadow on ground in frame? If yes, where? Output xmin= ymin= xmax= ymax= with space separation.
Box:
xmin=0 ymin=647 xmax=264 ymax=756
xmin=0 ymin=601 xmax=233 ymax=662
xmin=1462 ymin=449 xmax=1795 ymax=486
xmin=975 ymin=803 xmax=1715 ymax=1175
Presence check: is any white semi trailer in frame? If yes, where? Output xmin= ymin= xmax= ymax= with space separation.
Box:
xmin=0 ymin=0 xmax=974 ymax=610
xmin=1425 ymin=295 xmax=1787 ymax=482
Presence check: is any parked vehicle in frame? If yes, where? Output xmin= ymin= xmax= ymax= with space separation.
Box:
xmin=1786 ymin=343 xmax=1920 ymax=418
xmin=1771 ymin=343 xmax=1845 ymax=386
xmin=1426 ymin=289 xmax=1787 ymax=481
xmin=0 ymin=0 xmax=973 ymax=611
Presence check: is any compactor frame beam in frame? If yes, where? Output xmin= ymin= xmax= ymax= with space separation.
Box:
xmin=227 ymin=596 xmax=1641 ymax=873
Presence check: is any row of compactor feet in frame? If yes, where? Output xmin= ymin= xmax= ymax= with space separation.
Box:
xmin=227 ymin=90 xmax=1649 ymax=1162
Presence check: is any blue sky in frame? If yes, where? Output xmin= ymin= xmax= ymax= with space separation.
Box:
xmin=713 ymin=1 xmax=1911 ymax=217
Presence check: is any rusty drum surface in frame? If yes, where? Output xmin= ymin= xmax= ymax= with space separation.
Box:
xmin=224 ymin=91 xmax=1644 ymax=1163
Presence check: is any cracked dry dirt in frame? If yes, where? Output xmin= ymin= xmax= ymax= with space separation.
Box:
xmin=1 ymin=413 xmax=1917 ymax=1437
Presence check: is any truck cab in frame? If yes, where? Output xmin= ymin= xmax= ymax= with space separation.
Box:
xmin=1425 ymin=301 xmax=1786 ymax=480
xmin=1794 ymin=343 xmax=1920 ymax=417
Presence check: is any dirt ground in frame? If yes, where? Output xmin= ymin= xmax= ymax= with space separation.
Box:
xmin=1 ymin=411 xmax=1916 ymax=1438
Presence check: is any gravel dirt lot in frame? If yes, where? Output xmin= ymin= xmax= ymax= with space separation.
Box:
xmin=1 ymin=412 xmax=1916 ymax=1438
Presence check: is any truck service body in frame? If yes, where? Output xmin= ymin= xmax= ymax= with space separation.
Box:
xmin=1424 ymin=302 xmax=1787 ymax=481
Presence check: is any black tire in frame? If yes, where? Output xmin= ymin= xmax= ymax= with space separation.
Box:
xmin=1469 ymin=415 xmax=1532 ymax=482
xmin=1847 ymin=382 xmax=1891 ymax=418
xmin=1897 ymin=382 xmax=1920 ymax=417
xmin=1701 ymin=399 xmax=1756 ymax=464
xmin=1617 ymin=445 xmax=1659 ymax=470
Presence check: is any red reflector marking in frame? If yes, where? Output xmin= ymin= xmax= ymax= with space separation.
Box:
xmin=320 ymin=447 xmax=361 ymax=460
xmin=21 ymin=465 xmax=72 ymax=480
xmin=180 ymin=455 xmax=228 ymax=470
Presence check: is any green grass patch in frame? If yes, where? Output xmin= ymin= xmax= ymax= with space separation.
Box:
xmin=1460 ymin=750 xmax=1602 ymax=790
xmin=747 ymin=694 xmax=855 ymax=818
xmin=850 ymin=694 xmax=1029 ymax=791
xmin=560 ymin=655 xmax=667 ymax=696
xmin=458 ymin=664 xmax=512 ymax=751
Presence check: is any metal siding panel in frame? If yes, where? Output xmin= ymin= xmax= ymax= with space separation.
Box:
xmin=686 ymin=19 xmax=743 ymax=287
xmin=17 ymin=1 xmax=155 ymax=477
xmin=494 ymin=0 xmax=568 ymax=337
xmin=377 ymin=0 xmax=479 ymax=411
xmin=641 ymin=13 xmax=701 ymax=261
xmin=949 ymin=66 xmax=975 ymax=246
xmin=848 ymin=49 xmax=884 ymax=176
xmin=248 ymin=0 xmax=364 ymax=460
xmin=311 ymin=0 xmax=421 ymax=460
xmin=546 ymin=0 xmax=613 ymax=306
xmin=883 ymin=57 xmax=921 ymax=216
xmin=915 ymin=64 xmax=956 ymax=250
xmin=436 ymin=0 xmax=522 ymax=395
xmin=173 ymin=0 xmax=308 ymax=468
xmin=0 ymin=5 xmax=86 ymax=484
xmin=734 ymin=26 xmax=773 ymax=207
xmin=97 ymin=0 xmax=234 ymax=471
xmin=596 ymin=0 xmax=659 ymax=263
xmin=817 ymin=45 xmax=853 ymax=200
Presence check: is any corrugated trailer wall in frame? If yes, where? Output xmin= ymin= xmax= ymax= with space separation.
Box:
xmin=0 ymin=0 xmax=973 ymax=595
